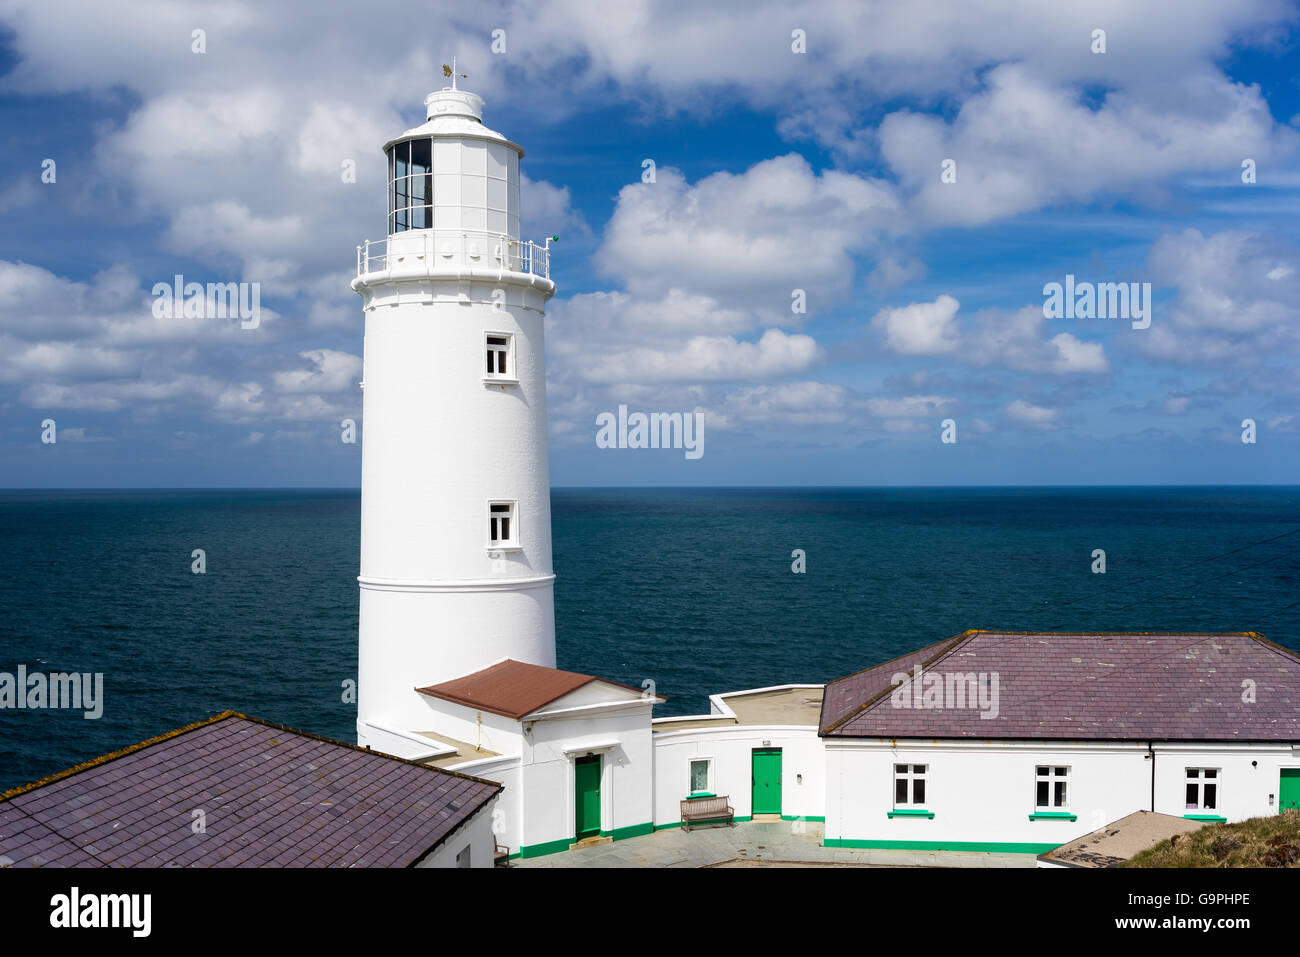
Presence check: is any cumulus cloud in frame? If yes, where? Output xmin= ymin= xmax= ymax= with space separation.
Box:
xmin=596 ymin=156 xmax=896 ymax=305
xmin=0 ymin=262 xmax=358 ymax=426
xmin=871 ymin=294 xmax=960 ymax=355
xmin=879 ymin=64 xmax=1299 ymax=227
xmin=1138 ymin=230 xmax=1300 ymax=368
xmin=870 ymin=297 xmax=1110 ymax=375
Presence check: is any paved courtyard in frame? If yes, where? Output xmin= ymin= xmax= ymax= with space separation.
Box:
xmin=512 ymin=819 xmax=1037 ymax=868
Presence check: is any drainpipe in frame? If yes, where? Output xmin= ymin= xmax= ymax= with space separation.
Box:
xmin=1148 ymin=741 xmax=1156 ymax=812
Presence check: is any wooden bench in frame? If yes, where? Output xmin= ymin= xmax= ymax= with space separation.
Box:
xmin=680 ymin=795 xmax=735 ymax=831
xmin=493 ymin=841 xmax=511 ymax=867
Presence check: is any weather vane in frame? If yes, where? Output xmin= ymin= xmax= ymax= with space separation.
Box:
xmin=442 ymin=57 xmax=467 ymax=90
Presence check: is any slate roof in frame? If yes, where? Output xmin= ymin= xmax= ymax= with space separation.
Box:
xmin=416 ymin=658 xmax=652 ymax=720
xmin=820 ymin=631 xmax=1300 ymax=741
xmin=0 ymin=712 xmax=500 ymax=868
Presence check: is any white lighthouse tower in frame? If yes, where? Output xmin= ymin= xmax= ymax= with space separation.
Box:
xmin=352 ymin=73 xmax=558 ymax=747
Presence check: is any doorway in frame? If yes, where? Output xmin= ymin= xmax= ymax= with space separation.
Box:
xmin=574 ymin=754 xmax=602 ymax=839
xmin=751 ymin=747 xmax=783 ymax=815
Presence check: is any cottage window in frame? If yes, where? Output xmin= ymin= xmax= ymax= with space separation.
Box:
xmin=894 ymin=763 xmax=927 ymax=807
xmin=689 ymin=759 xmax=711 ymax=795
xmin=1186 ymin=768 xmax=1219 ymax=810
xmin=1035 ymin=765 xmax=1070 ymax=810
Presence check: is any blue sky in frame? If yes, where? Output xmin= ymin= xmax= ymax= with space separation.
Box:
xmin=0 ymin=0 xmax=1298 ymax=487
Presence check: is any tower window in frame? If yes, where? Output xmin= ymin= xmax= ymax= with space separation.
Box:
xmin=485 ymin=333 xmax=512 ymax=378
xmin=488 ymin=502 xmax=517 ymax=547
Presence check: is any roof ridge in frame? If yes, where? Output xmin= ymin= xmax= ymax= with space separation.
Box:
xmin=1244 ymin=631 xmax=1300 ymax=666
xmin=0 ymin=710 xmax=239 ymax=803
xmin=230 ymin=712 xmax=506 ymax=788
xmin=819 ymin=630 xmax=981 ymax=735
xmin=417 ymin=658 xmax=661 ymax=718
xmin=1 ymin=710 xmax=506 ymax=805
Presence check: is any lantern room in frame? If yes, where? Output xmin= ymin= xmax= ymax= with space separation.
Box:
xmin=383 ymin=86 xmax=522 ymax=240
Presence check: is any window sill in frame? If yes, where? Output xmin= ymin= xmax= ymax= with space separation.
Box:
xmin=483 ymin=377 xmax=520 ymax=386
xmin=887 ymin=809 xmax=935 ymax=819
xmin=1028 ymin=811 xmax=1077 ymax=821
xmin=686 ymin=792 xmax=716 ymax=799
xmin=486 ymin=545 xmax=522 ymax=553
xmin=1183 ymin=814 xmax=1227 ymax=823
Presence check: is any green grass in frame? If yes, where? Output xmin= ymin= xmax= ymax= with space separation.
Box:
xmin=1124 ymin=810 xmax=1300 ymax=868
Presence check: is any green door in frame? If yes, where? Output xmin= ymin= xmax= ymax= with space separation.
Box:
xmin=751 ymin=748 xmax=783 ymax=815
xmin=1281 ymin=769 xmax=1300 ymax=812
xmin=574 ymin=755 xmax=602 ymax=839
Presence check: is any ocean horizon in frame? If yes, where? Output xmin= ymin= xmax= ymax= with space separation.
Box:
xmin=2 ymin=484 xmax=1298 ymax=791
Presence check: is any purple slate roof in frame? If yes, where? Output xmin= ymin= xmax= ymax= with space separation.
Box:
xmin=820 ymin=631 xmax=1300 ymax=741
xmin=819 ymin=633 xmax=969 ymax=733
xmin=0 ymin=712 xmax=500 ymax=868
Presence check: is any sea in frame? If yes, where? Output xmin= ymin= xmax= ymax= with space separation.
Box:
xmin=1 ymin=486 xmax=1298 ymax=791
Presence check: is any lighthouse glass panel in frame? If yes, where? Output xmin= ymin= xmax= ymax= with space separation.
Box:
xmin=388 ymin=138 xmax=433 ymax=234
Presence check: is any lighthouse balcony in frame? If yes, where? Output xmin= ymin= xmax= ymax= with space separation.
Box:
xmin=355 ymin=230 xmax=550 ymax=283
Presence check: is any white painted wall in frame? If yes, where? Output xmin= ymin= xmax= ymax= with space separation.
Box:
xmin=1152 ymin=743 xmax=1300 ymax=822
xmin=415 ymin=795 xmax=499 ymax=868
xmin=653 ymin=726 xmax=824 ymax=825
xmin=519 ymin=702 xmax=658 ymax=852
xmin=825 ymin=739 xmax=1152 ymax=849
xmin=824 ymin=739 xmax=1300 ymax=851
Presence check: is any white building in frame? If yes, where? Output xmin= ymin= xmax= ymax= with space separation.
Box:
xmin=353 ymin=76 xmax=558 ymax=743
xmin=818 ymin=630 xmax=1300 ymax=855
xmin=351 ymin=83 xmax=1300 ymax=862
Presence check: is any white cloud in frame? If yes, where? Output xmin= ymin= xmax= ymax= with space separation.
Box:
xmin=580 ymin=328 xmax=822 ymax=385
xmin=1140 ymin=229 xmax=1300 ymax=366
xmin=596 ymin=156 xmax=896 ymax=305
xmin=871 ymin=294 xmax=960 ymax=355
xmin=272 ymin=349 xmax=361 ymax=395
xmin=718 ymin=381 xmax=853 ymax=427
xmin=1006 ymin=399 xmax=1058 ymax=428
xmin=871 ymin=297 xmax=1109 ymax=375
xmin=879 ymin=63 xmax=1298 ymax=226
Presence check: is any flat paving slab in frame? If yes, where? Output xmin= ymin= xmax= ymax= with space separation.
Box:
xmin=512 ymin=821 xmax=1037 ymax=868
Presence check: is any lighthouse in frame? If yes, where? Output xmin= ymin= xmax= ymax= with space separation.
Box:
xmin=352 ymin=75 xmax=558 ymax=747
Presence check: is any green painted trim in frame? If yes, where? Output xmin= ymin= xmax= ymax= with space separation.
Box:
xmin=781 ymin=814 xmax=826 ymax=822
xmin=1028 ymin=811 xmax=1078 ymax=821
xmin=520 ymin=821 xmax=655 ymax=859
xmin=519 ymin=837 xmax=571 ymax=859
xmin=886 ymin=808 xmax=935 ymax=819
xmin=685 ymin=791 xmax=716 ymax=799
xmin=825 ymin=838 xmax=1058 ymax=854
xmin=600 ymin=821 xmax=654 ymax=842
xmin=1183 ymin=814 xmax=1227 ymax=823
xmin=654 ymin=814 xmax=751 ymax=831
